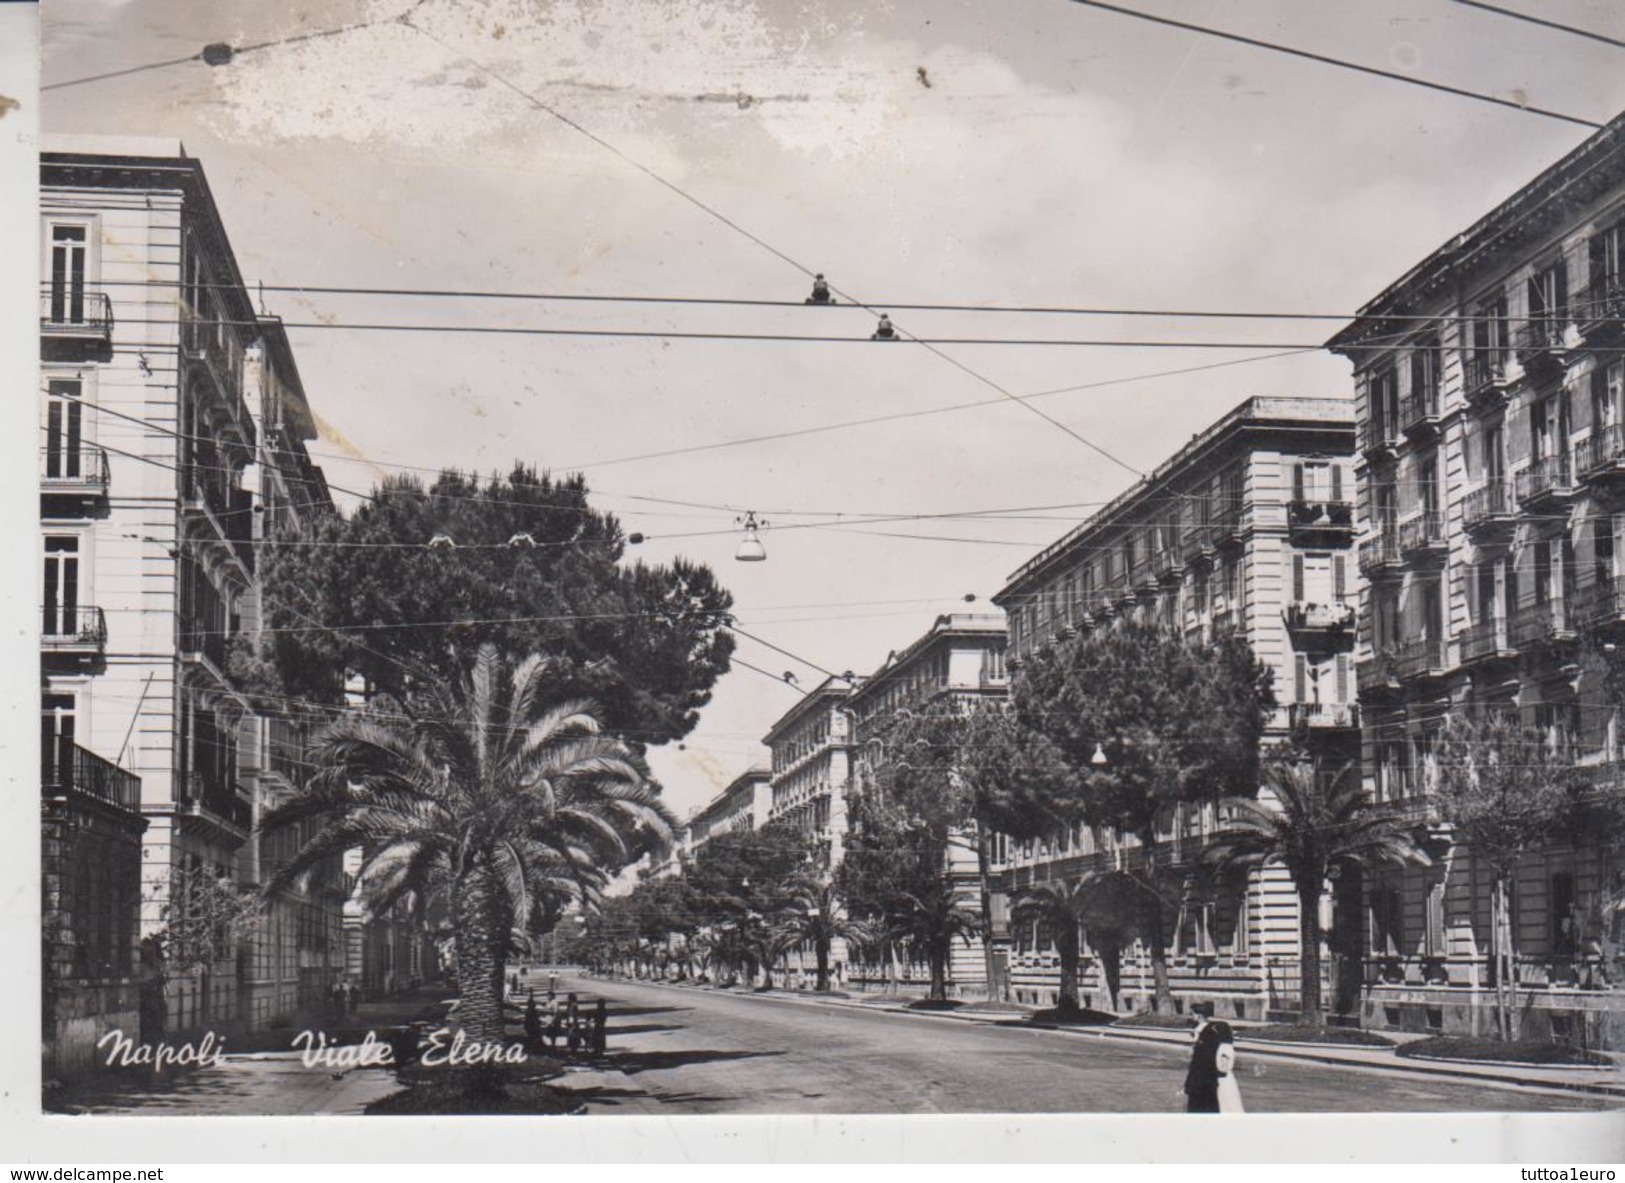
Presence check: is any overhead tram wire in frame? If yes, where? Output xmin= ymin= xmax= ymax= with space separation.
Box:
xmin=1065 ymin=0 xmax=1605 ymax=130
xmin=1449 ymin=1 xmax=1625 ymax=52
xmin=94 ymin=276 xmax=1625 ymax=326
xmin=40 ymin=1 xmax=429 ymax=92
xmin=398 ymin=13 xmax=1146 ymax=481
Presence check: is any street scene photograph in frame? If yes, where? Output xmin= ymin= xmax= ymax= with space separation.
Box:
xmin=22 ymin=0 xmax=1625 ymax=1128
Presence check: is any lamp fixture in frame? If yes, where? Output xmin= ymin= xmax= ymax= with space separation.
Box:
xmin=426 ymin=534 xmax=457 ymax=551
xmin=1091 ymin=742 xmax=1109 ymax=767
xmin=735 ymin=512 xmax=768 ymax=562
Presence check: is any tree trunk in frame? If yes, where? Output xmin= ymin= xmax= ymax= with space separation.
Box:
xmin=1298 ymin=883 xmax=1324 ymax=1027
xmin=452 ymin=863 xmax=506 ymax=1045
xmin=929 ymin=943 xmax=948 ymax=1001
xmin=1100 ymin=938 xmax=1123 ymax=1012
xmin=974 ymin=827 xmax=1003 ymax=1002
xmin=1144 ymin=891 xmax=1174 ymax=1011
xmin=1494 ymin=874 xmax=1521 ymax=1042
xmin=815 ymin=935 xmax=831 ymax=992
xmin=1058 ymin=919 xmax=1081 ymax=1013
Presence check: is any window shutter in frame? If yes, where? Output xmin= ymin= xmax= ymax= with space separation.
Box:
xmin=1506 ymin=397 xmax=1532 ymax=464
xmin=1331 ymin=463 xmax=1344 ymax=502
xmin=1334 ymin=554 xmax=1348 ymax=600
xmin=1294 ymin=654 xmax=1307 ymax=703
xmin=1335 ymin=654 xmax=1350 ymax=703
xmin=1292 ymin=462 xmax=1305 ymax=502
xmin=1292 ymin=554 xmax=1305 ymax=602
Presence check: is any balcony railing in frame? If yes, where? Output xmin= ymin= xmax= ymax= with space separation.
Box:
xmin=1459 ymin=618 xmax=1514 ymax=664
xmin=180 ymin=620 xmax=229 ymax=670
xmin=1285 ymin=601 xmax=1356 ymax=632
xmin=1580 ymin=273 xmax=1625 ymax=335
xmin=1576 ymin=578 xmax=1625 ymax=632
xmin=39 ymin=287 xmax=114 ymax=337
xmin=1464 ymin=353 xmax=1510 ymax=403
xmin=1360 ymin=420 xmax=1402 ymax=456
xmin=1358 ymin=531 xmax=1402 ymax=575
xmin=1288 ymin=702 xmax=1360 ymax=730
xmin=40 ymin=444 xmax=111 ymax=495
xmin=1402 ymin=386 xmax=1441 ymax=432
xmin=1357 ymin=646 xmax=1404 ymax=695
xmin=1153 ymin=546 xmax=1182 ymax=581
xmin=178 ymin=771 xmax=252 ymax=833
xmin=1576 ymin=424 xmax=1625 ymax=480
xmin=1287 ymin=499 xmax=1354 ymax=532
xmin=1461 ymin=482 xmax=1516 ymax=533
xmin=1393 ymin=635 xmax=1448 ymax=679
xmin=1515 ymin=455 xmax=1574 ymax=504
xmin=41 ymin=604 xmax=106 ymax=651
xmin=1516 ymin=317 xmax=1569 ymax=366
xmin=41 ymin=742 xmax=142 ymax=813
xmin=1398 ymin=511 xmax=1447 ymax=556
xmin=1508 ymin=600 xmax=1574 ymax=649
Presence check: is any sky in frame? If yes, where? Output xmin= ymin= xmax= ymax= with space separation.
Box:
xmin=39 ymin=0 xmax=1625 ymax=821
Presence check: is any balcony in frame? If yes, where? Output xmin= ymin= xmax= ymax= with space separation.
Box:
xmin=41 ymin=604 xmax=106 ymax=656
xmin=1153 ymin=545 xmax=1183 ymax=583
xmin=1515 ymin=455 xmax=1574 ymax=507
xmin=1181 ymin=523 xmax=1215 ymax=561
xmin=182 ymin=463 xmax=257 ymax=574
xmin=1579 ymin=273 xmax=1625 ymax=339
xmin=1287 ymin=498 xmax=1354 ymax=540
xmin=1515 ymin=317 xmax=1570 ymax=375
xmin=1360 ymin=420 xmax=1402 ymax=461
xmin=1461 ymin=482 xmax=1517 ymax=538
xmin=1210 ymin=509 xmax=1243 ymax=548
xmin=41 ymin=742 xmax=142 ymax=814
xmin=1459 ymin=619 xmax=1516 ymax=668
xmin=1576 ymin=424 xmax=1625 ymax=483
xmin=1508 ymin=601 xmax=1576 ymax=652
xmin=1576 ymin=578 xmax=1625 ymax=634
xmin=39 ymin=443 xmax=110 ymax=507
xmin=1401 ymin=387 xmax=1442 ymax=437
xmin=1358 ymin=531 xmax=1403 ymax=577
xmin=1357 ymin=646 xmax=1404 ymax=698
xmin=1398 ymin=511 xmax=1448 ymax=560
xmin=1284 ymin=600 xmax=1356 ymax=636
xmin=1288 ymin=701 xmax=1360 ymax=731
xmin=176 ymin=771 xmax=251 ymax=847
xmin=1464 ymin=353 xmax=1511 ymax=407
xmin=39 ymin=286 xmax=114 ymax=362
xmin=1393 ymin=635 xmax=1449 ymax=680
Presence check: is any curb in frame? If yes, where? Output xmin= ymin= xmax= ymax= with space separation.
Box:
xmin=589 ymin=975 xmax=1625 ymax=1101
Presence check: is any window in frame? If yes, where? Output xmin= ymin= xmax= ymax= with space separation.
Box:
xmin=1534 ymin=540 xmax=1553 ymax=605
xmin=41 ymin=692 xmax=76 ymax=791
xmin=1416 ymin=450 xmax=1440 ymax=516
xmin=1370 ymin=366 xmax=1400 ymax=440
xmin=42 ymin=535 xmax=80 ymax=638
xmin=1476 ymin=561 xmax=1498 ymax=625
xmin=1472 ymin=293 xmax=1509 ymax=369
xmin=1597 ymin=517 xmax=1617 ymax=587
xmin=1293 ymin=459 xmax=1341 ymax=503
xmin=1529 ymin=259 xmax=1569 ymax=330
xmin=1593 ymin=361 xmax=1624 ymax=437
xmin=1483 ymin=420 xmax=1505 ymax=484
xmin=1370 ymin=884 xmax=1404 ymax=956
xmin=1373 ymin=588 xmax=1400 ymax=651
xmin=1418 ymin=577 xmax=1442 ymax=642
xmin=1592 ymin=222 xmax=1625 ymax=291
xmin=1532 ymin=392 xmax=1569 ymax=463
xmin=1552 ymin=871 xmax=1578 ymax=957
xmin=1292 ymin=552 xmax=1338 ymax=604
xmin=47 ymin=223 xmax=88 ymax=323
xmin=44 ymin=378 xmax=84 ymax=479
xmin=1410 ymin=337 xmax=1440 ymax=409
xmin=1374 ymin=479 xmax=1398 ymax=533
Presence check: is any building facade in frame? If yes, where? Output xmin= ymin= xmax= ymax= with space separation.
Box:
xmin=1329 ymin=111 xmax=1625 ymax=1045
xmin=994 ymin=396 xmax=1357 ymax=1018
xmin=843 ymin=613 xmax=1009 ymax=996
xmin=688 ymin=767 xmax=773 ymax=857
xmin=40 ymin=137 xmax=346 ymax=1056
xmin=763 ymin=677 xmax=856 ymax=869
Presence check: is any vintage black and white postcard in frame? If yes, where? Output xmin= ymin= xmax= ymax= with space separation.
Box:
xmin=6 ymin=0 xmax=1625 ymax=1165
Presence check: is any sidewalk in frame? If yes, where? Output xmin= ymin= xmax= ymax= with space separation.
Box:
xmin=595 ymin=975 xmax=1625 ymax=1101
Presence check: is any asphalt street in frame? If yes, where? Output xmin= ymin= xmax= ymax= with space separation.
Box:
xmin=559 ymin=975 xmax=1619 ymax=1115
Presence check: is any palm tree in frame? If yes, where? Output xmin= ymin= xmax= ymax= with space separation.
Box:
xmin=1205 ymin=757 xmax=1428 ymax=1027
xmin=775 ymin=877 xmax=871 ymax=992
xmin=262 ymin=644 xmax=672 ymax=1044
xmin=894 ymin=877 xmax=983 ymax=1001
xmin=1010 ymin=878 xmax=1091 ymax=1014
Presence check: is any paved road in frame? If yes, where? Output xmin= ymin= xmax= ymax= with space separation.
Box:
xmin=557 ymin=975 xmax=1617 ymax=1115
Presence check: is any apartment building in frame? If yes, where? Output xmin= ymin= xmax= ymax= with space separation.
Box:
xmin=763 ymin=677 xmax=856 ymax=869
xmin=1328 ymin=110 xmax=1625 ymax=1045
xmin=40 ymin=137 xmax=346 ymax=1049
xmin=993 ymin=396 xmax=1357 ymax=1018
xmin=843 ymin=613 xmax=1009 ymax=996
xmin=689 ymin=767 xmax=773 ymax=856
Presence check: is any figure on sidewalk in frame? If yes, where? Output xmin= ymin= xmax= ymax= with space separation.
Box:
xmin=565 ymin=993 xmax=582 ymax=1056
xmin=1184 ymin=1019 xmax=1242 ymax=1113
xmin=590 ymin=998 xmax=608 ymax=1057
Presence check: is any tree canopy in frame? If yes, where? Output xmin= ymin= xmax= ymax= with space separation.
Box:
xmin=251 ymin=466 xmax=734 ymax=745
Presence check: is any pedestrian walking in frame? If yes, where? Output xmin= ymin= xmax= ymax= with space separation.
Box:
xmin=523 ymin=989 xmax=543 ymax=1050
xmin=590 ymin=998 xmax=608 ymax=1057
xmin=545 ymin=995 xmax=562 ymax=1051
xmin=548 ymin=971 xmax=559 ymax=996
xmin=1184 ymin=1019 xmax=1242 ymax=1114
xmin=565 ymin=993 xmax=582 ymax=1057
xmin=344 ymin=979 xmax=358 ymax=1018
xmin=329 ymin=978 xmax=346 ymax=1022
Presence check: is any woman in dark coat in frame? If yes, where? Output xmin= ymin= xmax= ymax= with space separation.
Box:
xmin=1184 ymin=1020 xmax=1229 ymax=1113
xmin=590 ymin=998 xmax=608 ymax=1056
